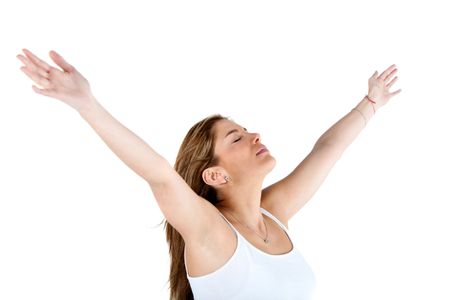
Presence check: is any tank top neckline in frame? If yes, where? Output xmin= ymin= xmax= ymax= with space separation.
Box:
xmin=218 ymin=206 xmax=295 ymax=257
xmin=185 ymin=207 xmax=296 ymax=279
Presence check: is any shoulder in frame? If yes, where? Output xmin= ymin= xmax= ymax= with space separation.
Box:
xmin=260 ymin=200 xmax=289 ymax=230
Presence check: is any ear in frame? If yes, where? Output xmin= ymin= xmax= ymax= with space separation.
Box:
xmin=202 ymin=166 xmax=229 ymax=187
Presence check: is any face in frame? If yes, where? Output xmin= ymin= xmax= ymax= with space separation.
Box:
xmin=212 ymin=119 xmax=276 ymax=181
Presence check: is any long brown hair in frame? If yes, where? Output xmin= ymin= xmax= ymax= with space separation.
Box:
xmin=162 ymin=114 xmax=227 ymax=299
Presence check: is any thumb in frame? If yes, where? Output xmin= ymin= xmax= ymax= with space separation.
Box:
xmin=371 ymin=70 xmax=378 ymax=78
xmin=49 ymin=50 xmax=74 ymax=73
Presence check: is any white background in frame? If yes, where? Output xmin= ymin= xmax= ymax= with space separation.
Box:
xmin=1 ymin=0 xmax=449 ymax=299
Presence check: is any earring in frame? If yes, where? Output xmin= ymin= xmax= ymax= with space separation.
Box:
xmin=224 ymin=175 xmax=231 ymax=182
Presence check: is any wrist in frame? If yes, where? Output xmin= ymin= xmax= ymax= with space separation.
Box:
xmin=353 ymin=95 xmax=375 ymax=124
xmin=365 ymin=95 xmax=378 ymax=113
xmin=78 ymin=97 xmax=101 ymax=118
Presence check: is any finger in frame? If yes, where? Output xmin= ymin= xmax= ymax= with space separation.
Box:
xmin=378 ymin=64 xmax=396 ymax=81
xmin=17 ymin=54 xmax=50 ymax=78
xmin=32 ymin=85 xmax=55 ymax=97
xmin=49 ymin=50 xmax=74 ymax=73
xmin=389 ymin=89 xmax=402 ymax=97
xmin=20 ymin=66 xmax=51 ymax=88
xmin=384 ymin=68 xmax=398 ymax=83
xmin=22 ymin=49 xmax=52 ymax=72
xmin=371 ymin=70 xmax=378 ymax=78
xmin=386 ymin=76 xmax=398 ymax=89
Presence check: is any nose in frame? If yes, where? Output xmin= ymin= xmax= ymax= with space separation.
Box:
xmin=252 ymin=132 xmax=261 ymax=144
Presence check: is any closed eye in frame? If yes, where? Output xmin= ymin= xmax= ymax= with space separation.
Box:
xmin=233 ymin=137 xmax=242 ymax=143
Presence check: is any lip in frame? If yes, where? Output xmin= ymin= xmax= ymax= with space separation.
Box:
xmin=256 ymin=146 xmax=268 ymax=156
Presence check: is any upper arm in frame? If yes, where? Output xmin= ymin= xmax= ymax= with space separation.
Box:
xmin=262 ymin=142 xmax=343 ymax=224
xmin=148 ymin=160 xmax=220 ymax=246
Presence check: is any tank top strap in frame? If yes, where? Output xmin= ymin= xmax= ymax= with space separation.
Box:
xmin=259 ymin=206 xmax=289 ymax=233
xmin=217 ymin=210 xmax=239 ymax=238
xmin=218 ymin=207 xmax=288 ymax=233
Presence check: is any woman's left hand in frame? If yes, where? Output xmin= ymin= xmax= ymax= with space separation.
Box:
xmin=367 ymin=64 xmax=402 ymax=110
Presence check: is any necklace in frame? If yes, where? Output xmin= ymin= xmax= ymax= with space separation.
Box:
xmin=222 ymin=208 xmax=270 ymax=244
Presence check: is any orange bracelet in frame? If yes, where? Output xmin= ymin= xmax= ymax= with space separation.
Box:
xmin=365 ymin=95 xmax=377 ymax=114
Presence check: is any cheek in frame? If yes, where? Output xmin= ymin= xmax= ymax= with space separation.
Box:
xmin=231 ymin=145 xmax=252 ymax=159
xmin=222 ymin=148 xmax=248 ymax=166
xmin=220 ymin=144 xmax=253 ymax=167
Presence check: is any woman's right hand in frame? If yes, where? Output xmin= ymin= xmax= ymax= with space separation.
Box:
xmin=17 ymin=49 xmax=97 ymax=112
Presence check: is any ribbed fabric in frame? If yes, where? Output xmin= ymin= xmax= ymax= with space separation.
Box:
xmin=184 ymin=207 xmax=316 ymax=299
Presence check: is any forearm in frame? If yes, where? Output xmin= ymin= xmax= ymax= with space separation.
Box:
xmin=78 ymin=99 xmax=170 ymax=184
xmin=315 ymin=96 xmax=375 ymax=151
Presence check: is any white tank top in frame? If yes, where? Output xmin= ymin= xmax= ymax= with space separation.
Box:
xmin=184 ymin=207 xmax=316 ymax=299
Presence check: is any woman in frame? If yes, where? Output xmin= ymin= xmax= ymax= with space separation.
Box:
xmin=17 ymin=48 xmax=401 ymax=300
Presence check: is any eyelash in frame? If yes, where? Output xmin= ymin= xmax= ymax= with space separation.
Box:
xmin=233 ymin=137 xmax=242 ymax=143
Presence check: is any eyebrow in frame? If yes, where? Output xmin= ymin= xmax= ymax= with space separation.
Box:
xmin=225 ymin=127 xmax=247 ymax=139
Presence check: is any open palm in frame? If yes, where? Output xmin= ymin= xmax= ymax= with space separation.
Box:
xmin=17 ymin=49 xmax=95 ymax=111
xmin=368 ymin=64 xmax=402 ymax=110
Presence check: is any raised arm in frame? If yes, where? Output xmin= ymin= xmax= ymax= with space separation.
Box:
xmin=17 ymin=49 xmax=168 ymax=184
xmin=262 ymin=65 xmax=402 ymax=225
xmin=17 ymin=49 xmax=221 ymax=245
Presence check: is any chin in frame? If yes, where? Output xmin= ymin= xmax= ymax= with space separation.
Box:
xmin=263 ymin=156 xmax=276 ymax=174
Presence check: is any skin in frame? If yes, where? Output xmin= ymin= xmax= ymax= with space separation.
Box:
xmin=16 ymin=49 xmax=96 ymax=111
xmin=17 ymin=48 xmax=402 ymax=244
xmin=202 ymin=119 xmax=277 ymax=234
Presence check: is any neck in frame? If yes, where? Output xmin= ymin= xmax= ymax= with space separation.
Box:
xmin=217 ymin=179 xmax=266 ymax=230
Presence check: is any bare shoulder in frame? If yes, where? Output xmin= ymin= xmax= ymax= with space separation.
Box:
xmin=261 ymin=192 xmax=289 ymax=230
xmin=184 ymin=198 xmax=234 ymax=247
xmin=183 ymin=202 xmax=238 ymax=277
